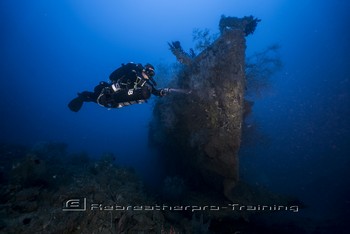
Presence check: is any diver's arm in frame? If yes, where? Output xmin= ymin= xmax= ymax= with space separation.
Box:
xmin=151 ymin=86 xmax=163 ymax=96
xmin=147 ymin=83 xmax=166 ymax=97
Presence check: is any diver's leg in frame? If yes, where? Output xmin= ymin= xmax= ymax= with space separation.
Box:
xmin=78 ymin=91 xmax=97 ymax=102
xmin=68 ymin=82 xmax=110 ymax=112
xmin=68 ymin=90 xmax=97 ymax=112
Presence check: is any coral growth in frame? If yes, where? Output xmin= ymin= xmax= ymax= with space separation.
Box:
xmin=167 ymin=41 xmax=194 ymax=65
xmin=245 ymin=44 xmax=283 ymax=96
xmin=0 ymin=142 xmax=169 ymax=233
xmin=192 ymin=28 xmax=219 ymax=53
xmin=219 ymin=15 xmax=261 ymax=36
xmin=0 ymin=142 xmax=303 ymax=233
xmin=151 ymin=17 xmax=252 ymax=200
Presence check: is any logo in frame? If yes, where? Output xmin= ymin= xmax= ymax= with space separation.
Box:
xmin=62 ymin=198 xmax=86 ymax=211
xmin=62 ymin=199 xmax=300 ymax=213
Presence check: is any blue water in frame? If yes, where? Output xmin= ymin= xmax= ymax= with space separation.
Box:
xmin=1 ymin=0 xmax=349 ymax=228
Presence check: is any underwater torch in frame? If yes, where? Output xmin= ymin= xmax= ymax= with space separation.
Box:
xmin=162 ymin=88 xmax=192 ymax=95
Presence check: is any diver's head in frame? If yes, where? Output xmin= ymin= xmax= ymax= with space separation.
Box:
xmin=144 ymin=63 xmax=155 ymax=78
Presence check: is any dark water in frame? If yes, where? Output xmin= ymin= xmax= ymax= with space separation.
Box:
xmin=1 ymin=0 xmax=349 ymax=232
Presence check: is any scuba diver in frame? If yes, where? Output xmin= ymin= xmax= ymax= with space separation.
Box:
xmin=68 ymin=62 xmax=175 ymax=112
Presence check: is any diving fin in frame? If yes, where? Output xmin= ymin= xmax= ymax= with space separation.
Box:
xmin=68 ymin=96 xmax=84 ymax=112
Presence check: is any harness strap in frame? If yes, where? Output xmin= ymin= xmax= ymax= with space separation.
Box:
xmin=134 ymin=76 xmax=146 ymax=89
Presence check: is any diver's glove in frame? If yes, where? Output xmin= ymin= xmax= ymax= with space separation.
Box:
xmin=159 ymin=88 xmax=170 ymax=96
